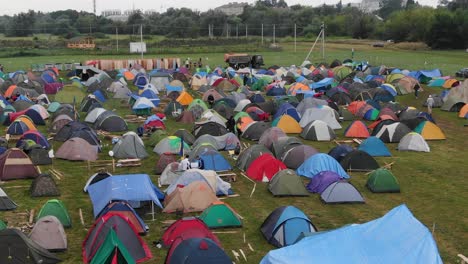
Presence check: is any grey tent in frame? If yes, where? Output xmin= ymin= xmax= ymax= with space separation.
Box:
xmin=280 ymin=144 xmax=319 ymax=169
xmin=83 ymin=172 xmax=112 ymax=193
xmin=155 ymin=153 xmax=178 ymax=175
xmin=173 ymin=129 xmax=196 ymax=145
xmin=112 ymin=132 xmax=148 ymax=159
xmin=300 ymin=120 xmax=336 ymax=141
xmin=192 ymin=121 xmax=228 ymax=138
xmin=268 ymin=169 xmax=309 ymax=196
xmin=259 ymin=127 xmax=287 ymax=150
xmin=27 ymin=145 xmax=52 ymax=165
xmin=160 ymin=162 xmax=183 ymax=185
xmin=30 ymin=174 xmax=60 ymax=197
xmin=49 ymin=114 xmax=73 ymax=133
xmin=241 ymin=121 xmax=270 ymax=141
xmin=271 ymin=137 xmax=302 ymax=158
xmin=94 ymin=110 xmax=128 ymax=132
xmin=84 ymin=107 xmax=106 ymax=123
xmin=397 ymin=132 xmax=430 ymax=152
xmin=0 ymin=187 xmax=17 ymax=211
xmin=30 ymin=216 xmax=67 ymax=252
xmin=321 ymin=180 xmax=365 ymax=204
xmin=340 ymin=150 xmax=380 ymax=172
xmin=56 ymin=137 xmax=98 ymax=161
xmin=0 ymin=228 xmax=61 ymax=263
xmin=375 ymin=122 xmax=412 ymax=143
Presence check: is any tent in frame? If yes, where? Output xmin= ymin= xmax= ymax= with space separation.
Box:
xmin=358 ymin=136 xmax=391 ymax=156
xmin=321 ymin=180 xmax=365 ymax=204
xmin=271 ymin=137 xmax=303 ymax=160
xmin=163 ymin=181 xmax=219 ymax=213
xmin=17 ymin=130 xmax=50 ymax=149
xmin=165 ymin=238 xmax=231 ymax=264
xmin=340 ymin=150 xmax=380 ymax=172
xmin=132 ymin=97 xmax=155 ymax=115
xmin=30 ymin=174 xmax=60 ymax=197
xmin=30 ymin=215 xmax=67 ymax=251
xmin=49 ymin=114 xmax=73 ymax=133
xmin=344 ymin=120 xmax=370 ymax=138
xmin=199 ymin=201 xmax=242 ymax=228
xmin=193 ymin=121 xmax=228 ymax=138
xmin=155 ymin=153 xmax=178 ymax=175
xmin=414 ymin=121 xmax=446 ymax=140
xmin=242 ymin=121 xmax=271 ymax=141
xmin=441 ymin=79 xmax=468 ymax=111
xmin=246 ymin=153 xmax=287 ymax=182
xmin=0 ymin=228 xmax=61 ymax=264
xmin=306 ymin=171 xmax=343 ymax=193
xmin=296 ymin=153 xmax=350 ymax=179
xmin=367 ymin=168 xmax=400 ymax=193
xmin=82 ymin=213 xmax=152 ymax=264
xmin=165 ymin=169 xmax=231 ymax=196
xmin=280 ymin=144 xmax=318 ymax=170
xmin=259 ymin=127 xmax=287 ymax=150
xmin=199 ymin=149 xmax=232 ymax=171
xmin=300 ymin=120 xmax=336 ymax=141
xmin=236 ymin=144 xmax=272 ymax=171
xmin=398 ymin=132 xmax=430 ymax=152
xmin=261 ymin=206 xmax=317 ymax=248
xmin=97 ymin=202 xmax=148 ymax=235
xmin=83 ymin=172 xmax=112 ymax=193
xmin=274 ymin=115 xmax=302 ymax=134
xmin=299 ymin=106 xmax=342 ymax=130
xmin=56 ymin=137 xmax=98 ymax=161
xmin=161 ymin=217 xmax=220 ymax=248
xmin=160 ymin=162 xmax=182 ymax=186
xmin=375 ymin=122 xmax=412 ymax=143
xmin=0 ymin=148 xmax=39 ymax=181
xmin=54 ymin=121 xmax=100 ymax=147
xmin=89 ymin=229 xmax=135 ymax=264
xmin=0 ymin=220 xmax=6 ymax=230
xmin=112 ymin=132 xmax=148 ymax=159
xmin=37 ymin=199 xmax=71 ymax=228
xmin=0 ymin=187 xmax=17 ymax=210
xmin=260 ymin=205 xmax=442 ymax=264
xmin=268 ymin=169 xmax=309 ymax=196
xmin=87 ymin=174 xmax=164 ymax=217
xmin=93 ymin=110 xmax=128 ymax=132
xmin=153 ymin=136 xmax=190 ymax=155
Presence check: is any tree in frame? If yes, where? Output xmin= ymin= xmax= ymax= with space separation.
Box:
xmin=379 ymin=0 xmax=403 ymax=19
xmin=6 ymin=10 xmax=36 ymax=37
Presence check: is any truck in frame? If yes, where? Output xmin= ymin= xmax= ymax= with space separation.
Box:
xmin=224 ymin=53 xmax=264 ymax=70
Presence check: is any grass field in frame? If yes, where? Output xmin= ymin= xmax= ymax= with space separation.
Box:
xmin=0 ymin=41 xmax=467 ymax=263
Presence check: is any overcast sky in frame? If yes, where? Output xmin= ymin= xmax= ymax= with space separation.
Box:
xmin=1 ymin=0 xmax=439 ymax=16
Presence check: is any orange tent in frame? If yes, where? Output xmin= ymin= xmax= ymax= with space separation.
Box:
xmin=458 ymin=104 xmax=468 ymax=118
xmin=176 ymin=91 xmax=194 ymax=106
xmin=344 ymin=120 xmax=370 ymax=138
xmin=123 ymin=71 xmax=135 ymax=81
xmin=348 ymin=101 xmax=366 ymax=115
xmin=442 ymin=79 xmax=460 ymax=89
xmin=288 ymin=83 xmax=310 ymax=96
xmin=276 ymin=115 xmax=302 ymax=134
xmin=237 ymin=116 xmax=254 ymax=132
xmin=4 ymin=85 xmax=18 ymax=98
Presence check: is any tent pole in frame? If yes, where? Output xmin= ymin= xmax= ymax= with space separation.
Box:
xmin=152 ymin=201 xmax=155 ymax=221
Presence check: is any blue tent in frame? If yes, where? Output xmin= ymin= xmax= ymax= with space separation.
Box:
xmin=133 ymin=73 xmax=148 ymax=89
xmin=410 ymin=69 xmax=442 ymax=83
xmin=261 ymin=206 xmax=317 ymax=248
xmin=97 ymin=201 xmax=148 ymax=234
xmin=261 ymin=204 xmax=443 ymax=264
xmin=165 ymin=85 xmax=183 ymax=95
xmin=88 ymin=174 xmax=164 ymax=217
xmin=328 ymin=144 xmax=354 ymax=162
xmin=93 ymin=90 xmax=107 ymax=102
xmin=199 ymin=149 xmax=232 ymax=171
xmin=358 ymin=136 xmax=391 ymax=157
xmin=310 ymin=78 xmax=334 ymax=90
xmin=296 ymin=153 xmax=350 ymax=179
xmin=274 ymin=103 xmax=301 ymax=122
xmin=266 ymin=86 xmax=286 ymax=96
xmin=166 ymin=238 xmax=231 ymax=264
xmin=140 ymin=89 xmax=160 ymax=106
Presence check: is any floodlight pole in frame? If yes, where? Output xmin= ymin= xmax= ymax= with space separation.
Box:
xmin=140 ymin=24 xmax=144 ymax=59
xmin=261 ymin=24 xmax=264 ymax=45
xmin=273 ymin=24 xmax=276 ymax=45
xmin=116 ymin=27 xmax=119 ymax=52
xmin=294 ymin=23 xmax=297 ymax=53
xmin=321 ymin=22 xmax=325 ymax=59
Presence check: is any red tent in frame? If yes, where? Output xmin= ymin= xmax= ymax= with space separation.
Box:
xmin=246 ymin=153 xmax=287 ymax=182
xmin=161 ymin=217 xmax=220 ymax=248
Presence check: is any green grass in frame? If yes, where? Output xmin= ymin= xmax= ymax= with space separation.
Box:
xmin=0 ymin=43 xmax=467 ymax=263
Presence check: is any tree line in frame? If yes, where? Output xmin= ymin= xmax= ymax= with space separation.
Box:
xmin=0 ymin=0 xmax=466 ymax=49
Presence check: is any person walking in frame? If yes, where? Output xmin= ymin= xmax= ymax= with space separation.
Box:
xmin=414 ymin=85 xmax=420 ymax=99
xmin=426 ymin=95 xmax=434 ymax=114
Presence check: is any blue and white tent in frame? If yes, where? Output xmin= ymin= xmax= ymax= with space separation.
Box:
xmin=261 ymin=204 xmax=443 ymax=264
xmin=88 ymin=174 xmax=164 ymax=217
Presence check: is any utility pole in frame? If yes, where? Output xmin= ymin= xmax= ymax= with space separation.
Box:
xmin=294 ymin=23 xmax=297 ymax=53
xmin=273 ymin=24 xmax=276 ymax=45
xmin=261 ymin=24 xmax=263 ymax=45
xmin=236 ymin=24 xmax=238 ymax=39
xmin=140 ymin=24 xmax=143 ymax=59
xmin=116 ymin=27 xmax=119 ymax=52
xmin=93 ymin=0 xmax=96 ymax=15
xmin=321 ymin=22 xmax=325 ymax=59
xmin=245 ymin=24 xmax=248 ymax=38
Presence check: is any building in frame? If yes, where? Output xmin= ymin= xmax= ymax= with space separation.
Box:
xmin=351 ymin=0 xmax=408 ymax=13
xmin=214 ymin=2 xmax=249 ymax=16
xmin=67 ymin=36 xmax=96 ymax=49
xmin=101 ymin=9 xmax=128 ymax=21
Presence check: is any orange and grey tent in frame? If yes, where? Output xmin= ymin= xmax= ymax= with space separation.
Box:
xmin=123 ymin=71 xmax=134 ymax=81
xmin=275 ymin=115 xmax=302 ymax=134
xmin=344 ymin=120 xmax=370 ymax=138
xmin=442 ymin=79 xmax=460 ymax=89
xmin=458 ymin=104 xmax=468 ymax=118
xmin=288 ymin=83 xmax=310 ymax=96
xmin=163 ymin=181 xmax=218 ymax=213
xmin=414 ymin=121 xmax=446 ymax=140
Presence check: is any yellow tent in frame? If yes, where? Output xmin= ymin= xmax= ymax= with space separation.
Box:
xmin=458 ymin=104 xmax=468 ymax=118
xmin=176 ymin=91 xmax=194 ymax=106
xmin=415 ymin=121 xmax=446 ymax=140
xmin=16 ymin=115 xmax=37 ymax=131
xmin=276 ymin=115 xmax=302 ymax=134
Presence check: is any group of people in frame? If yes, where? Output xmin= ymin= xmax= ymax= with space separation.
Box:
xmin=184 ymin=58 xmax=203 ymax=70
xmin=178 ymin=154 xmax=204 ymax=171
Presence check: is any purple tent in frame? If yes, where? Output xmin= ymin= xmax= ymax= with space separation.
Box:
xmin=306 ymin=171 xmax=342 ymax=193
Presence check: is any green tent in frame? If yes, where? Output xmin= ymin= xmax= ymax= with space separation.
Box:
xmin=148 ymin=130 xmax=168 ymax=147
xmin=0 ymin=220 xmax=6 ymax=230
xmin=55 ymin=84 xmax=86 ymax=104
xmin=366 ymin=168 xmax=400 ymax=193
xmin=268 ymin=169 xmax=310 ymax=196
xmin=90 ymin=229 xmax=135 ymax=264
xmin=37 ymin=199 xmax=72 ymax=228
xmin=199 ymin=202 xmax=242 ymax=228
xmin=47 ymin=102 xmax=61 ymax=113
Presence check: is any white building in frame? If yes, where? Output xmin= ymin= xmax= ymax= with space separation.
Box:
xmin=214 ymin=2 xmax=249 ymax=16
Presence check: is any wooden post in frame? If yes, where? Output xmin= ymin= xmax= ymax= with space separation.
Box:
xmin=79 ymin=209 xmax=85 ymax=226
xmin=29 ymin=209 xmax=35 ymax=224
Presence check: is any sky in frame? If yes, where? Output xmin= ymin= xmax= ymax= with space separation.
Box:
xmin=1 ymin=0 xmax=439 ymax=16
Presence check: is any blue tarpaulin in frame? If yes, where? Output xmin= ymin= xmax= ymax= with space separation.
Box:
xmin=88 ymin=174 xmax=164 ymax=217
xmin=261 ymin=204 xmax=443 ymax=264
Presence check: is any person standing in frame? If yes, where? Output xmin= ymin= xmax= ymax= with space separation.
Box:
xmin=426 ymin=95 xmax=434 ymax=114
xmin=414 ymin=85 xmax=420 ymax=99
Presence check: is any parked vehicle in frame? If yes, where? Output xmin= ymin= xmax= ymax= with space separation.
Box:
xmin=224 ymin=53 xmax=264 ymax=69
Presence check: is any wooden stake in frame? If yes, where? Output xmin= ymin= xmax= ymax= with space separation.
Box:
xmin=29 ymin=209 xmax=35 ymax=224
xmin=212 ymin=231 xmax=239 ymax=234
xmin=249 ymin=183 xmax=256 ymax=198
xmin=79 ymin=209 xmax=85 ymax=226
xmin=248 ymin=243 xmax=254 ymax=252
xmin=239 ymin=249 xmax=247 ymax=261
